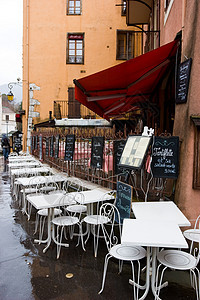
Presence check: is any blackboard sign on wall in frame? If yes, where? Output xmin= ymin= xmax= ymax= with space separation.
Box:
xmin=39 ymin=135 xmax=43 ymax=160
xmin=55 ymin=135 xmax=60 ymax=158
xmin=151 ymin=136 xmax=179 ymax=179
xmin=46 ymin=137 xmax=49 ymax=156
xmin=113 ymin=140 xmax=126 ymax=175
xmin=50 ymin=136 xmax=54 ymax=157
xmin=64 ymin=134 xmax=75 ymax=161
xmin=176 ymin=58 xmax=192 ymax=104
xmin=91 ymin=136 xmax=104 ymax=169
xmin=115 ymin=181 xmax=132 ymax=223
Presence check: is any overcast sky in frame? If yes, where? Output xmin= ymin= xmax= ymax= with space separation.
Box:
xmin=0 ymin=0 xmax=23 ymax=86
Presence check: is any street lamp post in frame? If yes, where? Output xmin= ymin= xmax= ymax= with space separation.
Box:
xmin=7 ymin=80 xmax=40 ymax=154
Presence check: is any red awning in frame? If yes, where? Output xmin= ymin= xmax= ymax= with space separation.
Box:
xmin=74 ymin=39 xmax=179 ymax=121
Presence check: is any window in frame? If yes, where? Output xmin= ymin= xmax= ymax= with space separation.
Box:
xmin=121 ymin=0 xmax=126 ymax=16
xmin=164 ymin=0 xmax=172 ymax=11
xmin=117 ymin=30 xmax=143 ymax=60
xmin=164 ymin=0 xmax=174 ymax=24
xmin=67 ymin=33 xmax=84 ymax=64
xmin=67 ymin=0 xmax=81 ymax=15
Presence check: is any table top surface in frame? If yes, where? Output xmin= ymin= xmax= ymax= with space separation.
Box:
xmin=11 ymin=167 xmax=52 ymax=176
xmin=8 ymin=156 xmax=35 ymax=161
xmin=16 ymin=174 xmax=67 ymax=186
xmin=132 ymin=201 xmax=191 ymax=227
xmin=27 ymin=189 xmax=112 ymax=209
xmin=121 ymin=219 xmax=188 ymax=249
xmin=8 ymin=161 xmax=41 ymax=168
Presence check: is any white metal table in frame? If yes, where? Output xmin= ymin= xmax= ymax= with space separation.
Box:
xmin=121 ymin=219 xmax=188 ymax=299
xmin=11 ymin=166 xmax=53 ymax=189
xmin=27 ymin=189 xmax=112 ymax=253
xmin=132 ymin=201 xmax=191 ymax=227
xmin=8 ymin=161 xmax=41 ymax=170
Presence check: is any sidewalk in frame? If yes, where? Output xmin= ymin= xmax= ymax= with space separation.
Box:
xmin=0 ymin=156 xmax=196 ymax=300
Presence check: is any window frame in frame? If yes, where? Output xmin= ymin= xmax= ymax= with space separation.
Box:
xmin=66 ymin=33 xmax=84 ymax=65
xmin=116 ymin=30 xmax=135 ymax=61
xmin=164 ymin=0 xmax=174 ymax=25
xmin=67 ymin=0 xmax=82 ymax=15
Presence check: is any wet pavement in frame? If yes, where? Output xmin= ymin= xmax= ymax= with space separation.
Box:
xmin=0 ymin=156 xmax=197 ymax=300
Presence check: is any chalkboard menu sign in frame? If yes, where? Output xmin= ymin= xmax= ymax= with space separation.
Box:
xmin=119 ymin=135 xmax=152 ymax=170
xmin=55 ymin=135 xmax=60 ymax=158
xmin=115 ymin=181 xmax=132 ymax=223
xmin=39 ymin=135 xmax=43 ymax=160
xmin=91 ymin=136 xmax=104 ymax=169
xmin=13 ymin=137 xmax=22 ymax=152
xmin=46 ymin=137 xmax=49 ymax=156
xmin=32 ymin=136 xmax=35 ymax=152
xmin=50 ymin=136 xmax=54 ymax=157
xmin=113 ymin=140 xmax=126 ymax=175
xmin=151 ymin=136 xmax=179 ymax=179
xmin=64 ymin=134 xmax=75 ymax=161
xmin=35 ymin=135 xmax=38 ymax=150
xmin=176 ymin=58 xmax=192 ymax=104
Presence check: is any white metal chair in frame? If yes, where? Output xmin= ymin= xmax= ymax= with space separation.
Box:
xmin=34 ymin=181 xmax=62 ymax=241
xmin=98 ymin=203 xmax=147 ymax=299
xmin=81 ymin=190 xmax=116 ymax=257
xmin=51 ymin=192 xmax=85 ymax=259
xmin=64 ymin=178 xmax=87 ymax=216
xmin=155 ymin=216 xmax=200 ymax=299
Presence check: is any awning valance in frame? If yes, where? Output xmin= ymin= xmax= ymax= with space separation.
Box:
xmin=74 ymin=39 xmax=179 ymax=121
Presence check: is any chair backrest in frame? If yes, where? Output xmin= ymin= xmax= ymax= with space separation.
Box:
xmin=99 ymin=203 xmax=122 ymax=251
xmin=63 ymin=177 xmax=84 ymax=193
xmin=187 ymin=215 xmax=200 ymax=266
xmin=95 ymin=190 xmax=116 ymax=213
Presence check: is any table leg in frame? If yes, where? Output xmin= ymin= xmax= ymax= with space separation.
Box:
xmin=34 ymin=208 xmax=52 ymax=253
xmin=129 ymin=247 xmax=151 ymax=300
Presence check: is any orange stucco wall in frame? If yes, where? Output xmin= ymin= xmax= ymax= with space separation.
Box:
xmin=22 ymin=0 xmax=138 ymax=150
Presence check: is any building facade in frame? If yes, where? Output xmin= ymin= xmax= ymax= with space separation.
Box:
xmin=22 ymin=0 xmax=147 ymax=150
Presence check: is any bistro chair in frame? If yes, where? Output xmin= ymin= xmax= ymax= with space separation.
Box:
xmin=34 ymin=181 xmax=62 ymax=241
xmin=81 ymin=190 xmax=116 ymax=257
xmin=51 ymin=192 xmax=85 ymax=259
xmin=98 ymin=203 xmax=147 ymax=299
xmin=155 ymin=215 xmax=200 ymax=299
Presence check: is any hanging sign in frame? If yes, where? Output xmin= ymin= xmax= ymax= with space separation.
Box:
xmin=176 ymin=58 xmax=192 ymax=104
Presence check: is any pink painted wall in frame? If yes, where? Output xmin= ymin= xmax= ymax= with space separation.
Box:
xmin=160 ymin=0 xmax=200 ymax=225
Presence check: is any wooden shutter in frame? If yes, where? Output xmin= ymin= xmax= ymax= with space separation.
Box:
xmin=68 ymin=87 xmax=81 ymax=118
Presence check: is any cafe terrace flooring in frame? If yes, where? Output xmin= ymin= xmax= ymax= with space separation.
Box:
xmin=0 ymin=156 xmax=197 ymax=300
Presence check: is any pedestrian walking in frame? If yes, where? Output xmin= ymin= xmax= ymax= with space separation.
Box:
xmin=1 ymin=134 xmax=10 ymax=162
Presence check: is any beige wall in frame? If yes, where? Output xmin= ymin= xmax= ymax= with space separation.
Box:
xmin=22 ymin=0 xmax=138 ymax=150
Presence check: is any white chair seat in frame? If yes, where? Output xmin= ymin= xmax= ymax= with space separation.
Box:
xmin=84 ymin=215 xmax=110 ymax=225
xmin=157 ymin=250 xmax=197 ymax=270
xmin=37 ymin=208 xmax=62 ymax=217
xmin=52 ymin=216 xmax=79 ymax=226
xmin=21 ymin=187 xmax=37 ymax=194
xmin=40 ymin=186 xmax=57 ymax=193
xmin=110 ymin=244 xmax=146 ymax=261
xmin=66 ymin=204 xmax=87 ymax=214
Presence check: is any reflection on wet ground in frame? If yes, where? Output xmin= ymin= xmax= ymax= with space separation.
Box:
xmin=0 ymin=157 xmax=197 ymax=300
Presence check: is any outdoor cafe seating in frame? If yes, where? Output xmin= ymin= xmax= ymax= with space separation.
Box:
xmin=7 ymin=151 xmax=200 ymax=299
